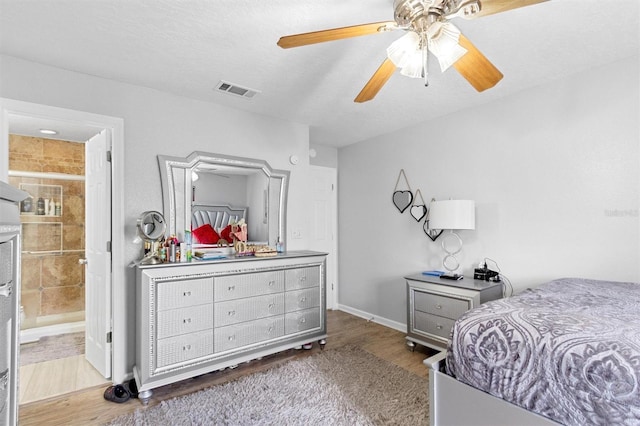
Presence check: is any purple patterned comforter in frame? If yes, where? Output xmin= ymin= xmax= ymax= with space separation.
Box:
xmin=446 ymin=278 xmax=640 ymax=425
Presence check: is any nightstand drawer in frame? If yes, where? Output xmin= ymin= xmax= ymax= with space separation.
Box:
xmin=414 ymin=290 xmax=470 ymax=319
xmin=414 ymin=311 xmax=456 ymax=340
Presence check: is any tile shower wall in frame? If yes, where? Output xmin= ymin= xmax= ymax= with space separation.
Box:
xmin=8 ymin=134 xmax=85 ymax=329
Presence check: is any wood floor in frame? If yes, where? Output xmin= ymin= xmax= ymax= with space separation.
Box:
xmin=18 ymin=310 xmax=437 ymax=426
xmin=19 ymin=355 xmax=110 ymax=404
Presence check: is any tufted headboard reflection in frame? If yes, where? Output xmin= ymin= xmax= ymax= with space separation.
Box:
xmin=191 ymin=203 xmax=247 ymax=231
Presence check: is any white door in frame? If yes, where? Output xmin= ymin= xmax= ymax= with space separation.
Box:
xmin=84 ymin=129 xmax=112 ymax=378
xmin=309 ymin=166 xmax=338 ymax=309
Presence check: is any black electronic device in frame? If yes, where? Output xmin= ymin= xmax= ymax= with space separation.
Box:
xmin=440 ymin=273 xmax=463 ymax=281
xmin=474 ymin=263 xmax=501 ymax=282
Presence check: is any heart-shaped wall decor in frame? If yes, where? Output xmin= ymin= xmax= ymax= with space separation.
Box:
xmin=410 ymin=205 xmax=427 ymax=222
xmin=393 ymin=191 xmax=413 ymax=213
xmin=423 ymin=220 xmax=443 ymax=242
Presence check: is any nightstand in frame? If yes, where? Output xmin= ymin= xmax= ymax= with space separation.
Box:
xmin=405 ymin=273 xmax=502 ymax=351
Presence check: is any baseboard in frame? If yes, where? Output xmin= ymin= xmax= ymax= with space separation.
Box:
xmin=337 ymin=304 xmax=406 ymax=333
xmin=20 ymin=321 xmax=85 ymax=344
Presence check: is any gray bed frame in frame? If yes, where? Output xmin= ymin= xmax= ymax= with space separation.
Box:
xmin=424 ymin=351 xmax=560 ymax=426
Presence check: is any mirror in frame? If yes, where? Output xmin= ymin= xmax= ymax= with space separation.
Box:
xmin=158 ymin=151 xmax=289 ymax=248
xmin=137 ymin=211 xmax=166 ymax=264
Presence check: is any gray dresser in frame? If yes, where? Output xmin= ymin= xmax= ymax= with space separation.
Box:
xmin=134 ymin=251 xmax=327 ymax=404
xmin=405 ymin=273 xmax=502 ymax=351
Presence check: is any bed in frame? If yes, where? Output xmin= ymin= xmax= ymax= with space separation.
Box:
xmin=425 ymin=277 xmax=640 ymax=426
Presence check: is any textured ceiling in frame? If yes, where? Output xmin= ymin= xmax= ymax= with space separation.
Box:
xmin=0 ymin=0 xmax=638 ymax=147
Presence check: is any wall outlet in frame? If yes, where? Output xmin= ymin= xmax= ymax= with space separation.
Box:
xmin=291 ymin=229 xmax=302 ymax=239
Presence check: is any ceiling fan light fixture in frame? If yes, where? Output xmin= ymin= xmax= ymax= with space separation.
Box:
xmin=387 ymin=31 xmax=420 ymax=68
xmin=386 ymin=31 xmax=428 ymax=79
xmin=427 ymin=22 xmax=467 ymax=72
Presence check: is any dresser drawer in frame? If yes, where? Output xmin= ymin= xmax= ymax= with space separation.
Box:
xmin=214 ymin=316 xmax=284 ymax=353
xmin=214 ymin=293 xmax=284 ymax=327
xmin=157 ymin=304 xmax=214 ymax=339
xmin=414 ymin=311 xmax=456 ymax=340
xmin=414 ymin=290 xmax=470 ymax=319
xmin=214 ymin=271 xmax=284 ymax=302
xmin=285 ymin=307 xmax=321 ymax=334
xmin=285 ymin=267 xmax=320 ymax=291
xmin=156 ymin=329 xmax=213 ymax=368
xmin=157 ymin=277 xmax=213 ymax=311
xmin=285 ymin=287 xmax=320 ymax=313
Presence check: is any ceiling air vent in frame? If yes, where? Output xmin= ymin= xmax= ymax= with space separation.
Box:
xmin=215 ymin=80 xmax=260 ymax=100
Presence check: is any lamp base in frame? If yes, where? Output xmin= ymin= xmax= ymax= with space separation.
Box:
xmin=441 ymin=231 xmax=463 ymax=272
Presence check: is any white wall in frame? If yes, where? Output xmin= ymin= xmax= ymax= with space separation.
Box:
xmin=338 ymin=56 xmax=640 ymax=326
xmin=0 ymin=55 xmax=313 ymax=382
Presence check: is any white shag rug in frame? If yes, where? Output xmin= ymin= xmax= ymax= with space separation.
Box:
xmin=107 ymin=345 xmax=429 ymax=425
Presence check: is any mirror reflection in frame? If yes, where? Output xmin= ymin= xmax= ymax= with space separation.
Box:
xmin=158 ymin=151 xmax=289 ymax=248
xmin=137 ymin=210 xmax=166 ymax=265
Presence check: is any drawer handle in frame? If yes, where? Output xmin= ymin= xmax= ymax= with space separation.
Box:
xmin=228 ymin=285 xmax=235 ymax=292
xmin=436 ymin=324 xmax=443 ymax=330
xmin=268 ymin=280 xmax=275 ymax=287
xmin=299 ymin=276 xmax=306 ymax=282
xmin=435 ymin=304 xmax=442 ymax=310
xmin=300 ymin=297 xmax=307 ymax=303
xmin=183 ymin=318 xmax=192 ymax=324
xmin=300 ymin=317 xmax=306 ymax=324
xmin=268 ymin=326 xmax=274 ymax=333
xmin=183 ymin=291 xmax=192 ymax=297
xmin=228 ymin=310 xmax=236 ymax=316
xmin=268 ymin=303 xmax=275 ymax=309
xmin=183 ymin=344 xmax=192 ymax=351
xmin=228 ymin=335 xmax=235 ymax=341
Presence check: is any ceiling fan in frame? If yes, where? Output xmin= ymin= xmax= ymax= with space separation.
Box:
xmin=277 ymin=0 xmax=547 ymax=103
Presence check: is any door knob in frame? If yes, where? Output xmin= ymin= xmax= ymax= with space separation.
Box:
xmin=79 ymin=258 xmax=88 ymax=265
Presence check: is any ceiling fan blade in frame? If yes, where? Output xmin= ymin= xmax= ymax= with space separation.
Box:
xmin=277 ymin=21 xmax=397 ymax=49
xmin=463 ymin=0 xmax=548 ymax=19
xmin=453 ymin=34 xmax=503 ymax=92
xmin=354 ymin=58 xmax=396 ymax=103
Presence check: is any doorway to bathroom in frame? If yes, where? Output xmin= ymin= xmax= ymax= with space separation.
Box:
xmin=0 ymin=99 xmax=124 ymax=404
xmin=8 ymin=132 xmax=110 ymax=403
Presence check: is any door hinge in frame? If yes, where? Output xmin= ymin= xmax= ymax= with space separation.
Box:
xmin=106 ymin=331 xmax=112 ymax=343
xmin=106 ymin=241 xmax=112 ymax=252
xmin=331 ymin=283 xmax=334 ymax=290
xmin=106 ymin=150 xmax=112 ymax=162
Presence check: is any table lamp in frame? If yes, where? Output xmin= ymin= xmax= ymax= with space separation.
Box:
xmin=428 ymin=199 xmax=475 ymax=273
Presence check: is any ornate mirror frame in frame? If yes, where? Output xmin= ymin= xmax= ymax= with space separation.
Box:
xmin=158 ymin=151 xmax=289 ymax=247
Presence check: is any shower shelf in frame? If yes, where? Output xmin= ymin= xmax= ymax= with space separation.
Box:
xmin=19 ymin=183 xmax=63 ymax=216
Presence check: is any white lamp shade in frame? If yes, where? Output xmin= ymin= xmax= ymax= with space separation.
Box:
xmin=429 ymin=200 xmax=475 ymax=230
